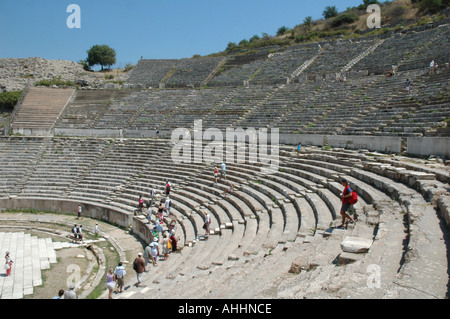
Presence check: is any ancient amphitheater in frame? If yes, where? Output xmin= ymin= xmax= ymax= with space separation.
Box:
xmin=0 ymin=22 xmax=449 ymax=300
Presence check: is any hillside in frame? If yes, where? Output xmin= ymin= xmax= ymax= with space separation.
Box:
xmin=0 ymin=57 xmax=130 ymax=93
xmin=212 ymin=0 xmax=450 ymax=56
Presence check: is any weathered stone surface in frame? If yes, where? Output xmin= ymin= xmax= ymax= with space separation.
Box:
xmin=340 ymin=236 xmax=373 ymax=253
xmin=437 ymin=195 xmax=450 ymax=228
xmin=338 ymin=252 xmax=364 ymax=265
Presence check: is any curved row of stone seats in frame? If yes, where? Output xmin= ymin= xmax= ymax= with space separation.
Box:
xmin=126 ymin=59 xmax=178 ymax=87
xmin=92 ymin=91 xmax=150 ymax=129
xmin=1 ymin=138 xmax=446 ymax=298
xmin=122 ymin=25 xmax=447 ymax=91
xmin=0 ymin=138 xmax=47 ymax=196
xmin=17 ymin=138 xmax=108 ymax=198
xmin=178 ymin=163 xmax=285 ymax=259
xmin=353 ymin=25 xmax=449 ymax=75
xmin=134 ymin=147 xmax=447 ymax=299
xmin=154 ymin=87 xmax=236 ymax=131
xmin=206 ymin=50 xmax=271 ymax=87
xmin=54 ymin=90 xmax=133 ymax=130
xmin=214 ymin=147 xmax=443 ymax=297
xmin=200 ymin=86 xmax=275 ymax=130
xmin=397 ymin=26 xmax=449 ymax=72
xmin=272 ymin=76 xmax=385 ymax=134
xmin=66 ymin=140 xmax=173 ymax=204
xmin=249 ymin=46 xmax=318 ymax=85
xmin=163 ymin=57 xmax=226 ymax=88
xmin=126 ymin=57 xmax=225 ymax=89
xmin=303 ymin=39 xmax=377 ymax=77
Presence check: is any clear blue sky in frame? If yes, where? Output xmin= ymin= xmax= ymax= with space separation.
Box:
xmin=0 ymin=0 xmax=364 ymax=68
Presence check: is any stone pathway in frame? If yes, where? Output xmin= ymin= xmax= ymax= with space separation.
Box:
xmin=0 ymin=231 xmax=110 ymax=299
xmin=0 ymin=232 xmax=57 ymax=299
xmin=0 ymin=210 xmax=146 ymax=299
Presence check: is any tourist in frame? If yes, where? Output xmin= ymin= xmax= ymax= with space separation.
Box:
xmin=143 ymin=243 xmax=152 ymax=268
xmin=150 ymin=237 xmax=159 ymax=266
xmin=221 ymin=162 xmax=227 ymax=180
xmin=165 ymin=181 xmax=172 ymax=196
xmin=4 ymin=251 xmax=13 ymax=276
xmin=158 ymin=202 xmax=165 ymax=223
xmin=338 ymin=178 xmax=355 ymax=228
xmin=214 ymin=167 xmax=219 ymax=183
xmin=148 ymin=186 xmax=157 ymax=208
xmin=106 ymin=268 xmax=116 ymax=299
xmin=133 ymin=252 xmax=146 ymax=287
xmin=77 ymin=225 xmax=84 ymax=243
xmin=77 ymin=204 xmax=82 ymax=219
xmin=203 ymin=212 xmax=212 ymax=238
xmin=222 ymin=183 xmax=234 ymax=197
xmin=169 ymin=222 xmax=178 ymax=252
xmin=146 ymin=206 xmax=153 ymax=224
xmin=138 ymin=195 xmax=144 ymax=213
xmin=72 ymin=224 xmax=79 ymax=243
xmin=430 ymin=60 xmax=435 ymax=74
xmin=113 ymin=262 xmax=126 ymax=293
xmin=52 ymin=289 xmax=65 ymax=299
xmin=162 ymin=232 xmax=172 ymax=261
xmin=151 ymin=226 xmax=159 ymax=240
xmin=64 ymin=285 xmax=77 ymax=299
xmin=94 ymin=223 xmax=99 ymax=238
xmin=405 ymin=79 xmax=411 ymax=94
xmin=165 ymin=197 xmax=171 ymax=216
xmin=296 ymin=142 xmax=301 ymax=153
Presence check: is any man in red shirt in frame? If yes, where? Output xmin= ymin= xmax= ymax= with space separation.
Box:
xmin=338 ymin=179 xmax=355 ymax=228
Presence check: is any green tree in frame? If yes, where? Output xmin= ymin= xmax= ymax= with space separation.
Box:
xmin=323 ymin=6 xmax=339 ymax=19
xmin=277 ymin=26 xmax=288 ymax=36
xmin=86 ymin=44 xmax=117 ymax=71
xmin=358 ymin=0 xmax=379 ymax=10
xmin=0 ymin=91 xmax=23 ymax=110
xmin=416 ymin=0 xmax=448 ymax=13
xmin=303 ymin=16 xmax=313 ymax=29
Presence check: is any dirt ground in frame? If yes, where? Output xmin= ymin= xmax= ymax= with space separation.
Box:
xmin=24 ymin=247 xmax=90 ymax=299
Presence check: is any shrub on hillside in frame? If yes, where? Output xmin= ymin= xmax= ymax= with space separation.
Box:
xmin=413 ymin=0 xmax=449 ymax=13
xmin=0 ymin=91 xmax=23 ymax=110
xmin=34 ymin=76 xmax=74 ymax=87
xmin=323 ymin=6 xmax=339 ymax=19
xmin=331 ymin=11 xmax=360 ymax=27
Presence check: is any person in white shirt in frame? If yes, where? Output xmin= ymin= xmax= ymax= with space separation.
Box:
xmin=114 ymin=262 xmax=126 ymax=293
xmin=94 ymin=223 xmax=99 ymax=238
xmin=165 ymin=197 xmax=171 ymax=216
xmin=430 ymin=60 xmax=435 ymax=74
xmin=204 ymin=213 xmax=211 ymax=237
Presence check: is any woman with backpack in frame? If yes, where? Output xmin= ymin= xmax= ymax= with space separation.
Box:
xmin=338 ymin=179 xmax=356 ymax=228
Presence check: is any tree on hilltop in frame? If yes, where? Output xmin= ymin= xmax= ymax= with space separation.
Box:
xmin=323 ymin=6 xmax=339 ymax=19
xmin=86 ymin=44 xmax=117 ymax=71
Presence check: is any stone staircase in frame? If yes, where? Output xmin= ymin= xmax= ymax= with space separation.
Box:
xmin=10 ymin=87 xmax=75 ymax=136
xmin=0 ymin=232 xmax=57 ymax=299
xmin=340 ymin=39 xmax=386 ymax=74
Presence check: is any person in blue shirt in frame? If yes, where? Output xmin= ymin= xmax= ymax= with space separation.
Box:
xmin=221 ymin=162 xmax=226 ymax=180
xmin=52 ymin=289 xmax=64 ymax=299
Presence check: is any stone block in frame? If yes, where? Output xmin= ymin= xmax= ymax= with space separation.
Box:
xmin=340 ymin=236 xmax=373 ymax=253
xmin=338 ymin=252 xmax=364 ymax=265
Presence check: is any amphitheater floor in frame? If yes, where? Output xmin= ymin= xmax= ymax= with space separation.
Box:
xmin=0 ymin=212 xmax=144 ymax=299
